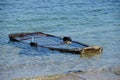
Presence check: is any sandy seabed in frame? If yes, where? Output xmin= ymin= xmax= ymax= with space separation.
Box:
xmin=14 ymin=71 xmax=120 ymax=80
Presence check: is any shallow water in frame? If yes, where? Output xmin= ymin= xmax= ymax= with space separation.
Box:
xmin=0 ymin=0 xmax=120 ymax=80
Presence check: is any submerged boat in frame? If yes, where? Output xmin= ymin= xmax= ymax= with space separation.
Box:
xmin=9 ymin=32 xmax=103 ymax=55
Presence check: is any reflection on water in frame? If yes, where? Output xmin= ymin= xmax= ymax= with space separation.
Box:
xmin=0 ymin=0 xmax=120 ymax=80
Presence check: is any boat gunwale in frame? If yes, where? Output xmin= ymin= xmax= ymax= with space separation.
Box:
xmin=9 ymin=32 xmax=89 ymax=47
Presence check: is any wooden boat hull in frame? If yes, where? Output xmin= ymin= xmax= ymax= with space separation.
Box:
xmin=9 ymin=32 xmax=103 ymax=55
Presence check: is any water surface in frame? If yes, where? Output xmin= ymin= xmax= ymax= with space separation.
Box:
xmin=0 ymin=0 xmax=120 ymax=80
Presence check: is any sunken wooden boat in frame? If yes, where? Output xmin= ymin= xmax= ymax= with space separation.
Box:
xmin=9 ymin=32 xmax=103 ymax=55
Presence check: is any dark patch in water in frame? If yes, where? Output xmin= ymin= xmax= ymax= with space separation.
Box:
xmin=19 ymin=48 xmax=50 ymax=57
xmin=67 ymin=70 xmax=84 ymax=73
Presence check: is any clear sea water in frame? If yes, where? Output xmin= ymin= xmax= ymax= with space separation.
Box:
xmin=0 ymin=0 xmax=120 ymax=80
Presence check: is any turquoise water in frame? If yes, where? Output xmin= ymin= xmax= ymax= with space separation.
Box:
xmin=0 ymin=0 xmax=120 ymax=80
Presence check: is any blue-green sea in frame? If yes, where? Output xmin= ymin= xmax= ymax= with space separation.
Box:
xmin=0 ymin=0 xmax=120 ymax=80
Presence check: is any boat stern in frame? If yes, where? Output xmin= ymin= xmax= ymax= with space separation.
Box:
xmin=80 ymin=46 xmax=103 ymax=57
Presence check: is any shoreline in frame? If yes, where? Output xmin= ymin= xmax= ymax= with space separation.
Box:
xmin=14 ymin=71 xmax=120 ymax=80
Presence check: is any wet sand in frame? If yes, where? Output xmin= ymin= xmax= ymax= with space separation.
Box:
xmin=14 ymin=73 xmax=86 ymax=80
xmin=14 ymin=71 xmax=120 ymax=80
